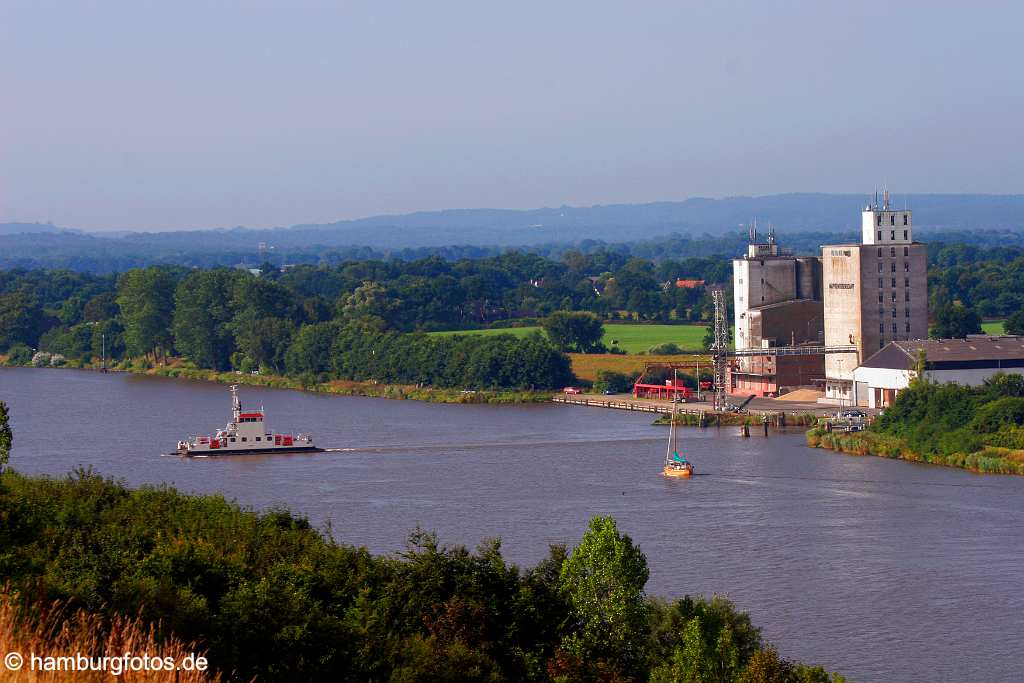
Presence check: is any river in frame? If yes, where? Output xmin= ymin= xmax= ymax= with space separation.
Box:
xmin=2 ymin=367 xmax=1022 ymax=682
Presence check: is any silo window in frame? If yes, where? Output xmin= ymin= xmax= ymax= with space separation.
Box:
xmin=892 ymin=323 xmax=898 ymax=333
xmin=904 ymin=215 xmax=908 ymax=225
xmin=905 ymin=309 xmax=910 ymax=317
xmin=891 ymin=263 xmax=896 ymax=273
xmin=891 ymin=292 xmax=896 ymax=303
xmin=905 ymin=262 xmax=909 ymax=272
xmin=903 ymin=247 xmax=909 ymax=256
xmin=878 ymin=278 xmax=884 ymax=288
xmin=877 ymin=214 xmax=883 ymax=226
xmin=878 ymin=293 xmax=883 ymax=303
xmin=891 ymin=278 xmax=896 ymax=287
xmin=877 ymin=231 xmax=882 ymax=241
xmin=892 ymin=309 xmax=897 ymax=318
xmin=904 ymin=278 xmax=909 ymax=288
xmin=877 ymin=248 xmax=882 ymax=257
xmin=905 ymin=291 xmax=910 ymax=302
xmin=890 ymin=230 xmax=895 ymax=240
xmin=903 ymin=230 xmax=908 ymax=240
xmin=880 ymin=323 xmax=885 ymax=334
xmin=905 ymin=322 xmax=911 ymax=333
xmin=891 ymin=215 xmax=895 ymax=226
xmin=878 ymin=263 xmax=883 ymax=273
xmin=890 ymin=247 xmax=895 ymax=257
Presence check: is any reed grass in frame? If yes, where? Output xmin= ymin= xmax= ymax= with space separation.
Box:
xmin=0 ymin=588 xmax=222 ymax=683
xmin=805 ymin=426 xmax=1024 ymax=475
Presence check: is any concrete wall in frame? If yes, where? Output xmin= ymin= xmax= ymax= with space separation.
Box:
xmin=822 ymin=246 xmax=863 ymax=381
xmin=862 ymin=208 xmax=913 ymax=245
xmin=823 ymin=243 xmax=928 ymax=385
xmin=796 ymin=257 xmax=822 ymax=301
xmin=733 ymin=256 xmax=798 ymax=351
xmin=752 ymin=299 xmax=824 ymax=346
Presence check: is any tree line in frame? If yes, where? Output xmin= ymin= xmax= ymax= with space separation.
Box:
xmin=4 ymin=242 xmax=1024 ymax=380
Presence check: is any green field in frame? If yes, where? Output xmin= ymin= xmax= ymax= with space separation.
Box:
xmin=428 ymin=323 xmax=707 ymax=354
xmin=982 ymin=320 xmax=1006 ymax=334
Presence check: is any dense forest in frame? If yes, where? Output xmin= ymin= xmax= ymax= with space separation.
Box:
xmin=2 ymin=241 xmax=1024 ymax=390
xmin=0 ymin=252 xmax=724 ymax=388
xmin=0 ymin=403 xmax=843 ymax=682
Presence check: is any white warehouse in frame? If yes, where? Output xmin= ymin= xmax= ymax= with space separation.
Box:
xmin=852 ymin=336 xmax=1024 ymax=408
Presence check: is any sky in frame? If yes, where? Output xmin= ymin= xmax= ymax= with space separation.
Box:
xmin=2 ymin=1 xmax=1022 ymax=231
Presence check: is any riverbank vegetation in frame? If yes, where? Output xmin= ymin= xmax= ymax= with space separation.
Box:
xmin=807 ymin=374 xmax=1024 ymax=475
xmin=0 ymin=464 xmax=846 ymax=682
xmin=654 ymin=412 xmax=820 ymax=428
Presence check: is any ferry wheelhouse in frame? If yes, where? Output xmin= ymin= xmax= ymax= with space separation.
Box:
xmin=176 ymin=385 xmax=319 ymax=456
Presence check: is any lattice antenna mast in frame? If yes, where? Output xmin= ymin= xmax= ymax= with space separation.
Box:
xmin=711 ymin=289 xmax=729 ymax=410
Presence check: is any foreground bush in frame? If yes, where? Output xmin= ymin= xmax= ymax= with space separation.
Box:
xmin=0 ymin=468 xmax=844 ymax=682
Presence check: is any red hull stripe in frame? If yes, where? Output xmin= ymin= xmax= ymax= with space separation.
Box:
xmin=238 ymin=413 xmax=264 ymax=419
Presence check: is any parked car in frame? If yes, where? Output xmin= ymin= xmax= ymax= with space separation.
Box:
xmin=563 ymin=387 xmax=581 ymax=395
xmin=838 ymin=409 xmax=866 ymax=419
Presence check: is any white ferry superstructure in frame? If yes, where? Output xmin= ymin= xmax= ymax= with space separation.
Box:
xmin=176 ymin=385 xmax=319 ymax=456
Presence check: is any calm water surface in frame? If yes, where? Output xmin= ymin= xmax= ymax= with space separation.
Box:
xmin=2 ymin=367 xmax=1023 ymax=682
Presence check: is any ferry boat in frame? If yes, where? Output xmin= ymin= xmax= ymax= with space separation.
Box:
xmin=176 ymin=385 xmax=320 ymax=456
xmin=663 ymin=372 xmax=694 ymax=478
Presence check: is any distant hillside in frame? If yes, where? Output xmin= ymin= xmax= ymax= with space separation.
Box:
xmin=2 ymin=193 xmax=1023 ymax=271
xmin=292 ymin=193 xmax=1024 ymax=245
xmin=0 ymin=222 xmax=71 ymax=235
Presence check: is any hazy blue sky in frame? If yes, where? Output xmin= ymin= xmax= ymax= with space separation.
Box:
xmin=2 ymin=1 xmax=1022 ymax=231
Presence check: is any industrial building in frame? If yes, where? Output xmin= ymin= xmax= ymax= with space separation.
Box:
xmin=730 ymin=229 xmax=825 ymax=396
xmin=853 ymin=336 xmax=1024 ymax=408
xmin=821 ymin=194 xmax=928 ymax=405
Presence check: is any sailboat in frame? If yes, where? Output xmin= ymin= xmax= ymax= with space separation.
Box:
xmin=663 ymin=370 xmax=694 ymax=478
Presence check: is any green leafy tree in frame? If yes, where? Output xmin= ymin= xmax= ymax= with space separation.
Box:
xmin=703 ymin=325 xmax=716 ymax=352
xmin=173 ymin=269 xmax=242 ymax=370
xmin=559 ymin=516 xmax=649 ymax=676
xmin=1005 ymin=309 xmax=1024 ymax=335
xmin=230 ymin=276 xmax=299 ymax=372
xmin=116 ymin=267 xmax=177 ymax=358
xmin=594 ymin=370 xmax=633 ymax=394
xmin=82 ymin=291 xmax=120 ymax=322
xmin=542 ymin=311 xmax=605 ymax=353
xmin=285 ymin=321 xmax=340 ymax=376
xmin=0 ymin=293 xmax=45 ymax=351
xmin=338 ymin=281 xmax=400 ymax=326
xmin=0 ymin=401 xmax=11 ymax=471
xmin=930 ymin=302 xmax=982 ymax=339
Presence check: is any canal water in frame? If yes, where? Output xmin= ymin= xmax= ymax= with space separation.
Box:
xmin=2 ymin=367 xmax=1023 ymax=682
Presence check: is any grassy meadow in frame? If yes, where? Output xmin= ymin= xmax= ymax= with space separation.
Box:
xmin=982 ymin=320 xmax=1006 ymax=334
xmin=429 ymin=323 xmax=708 ymax=354
xmin=568 ymin=353 xmax=710 ymax=382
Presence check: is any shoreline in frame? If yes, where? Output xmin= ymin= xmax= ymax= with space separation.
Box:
xmin=0 ymin=360 xmax=554 ymax=405
xmin=805 ymin=425 xmax=1024 ymax=476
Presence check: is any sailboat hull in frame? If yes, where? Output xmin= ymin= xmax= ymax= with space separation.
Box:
xmin=663 ymin=465 xmax=693 ymax=478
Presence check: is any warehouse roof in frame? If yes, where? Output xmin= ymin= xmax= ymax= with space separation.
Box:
xmin=861 ymin=336 xmax=1024 ymax=370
